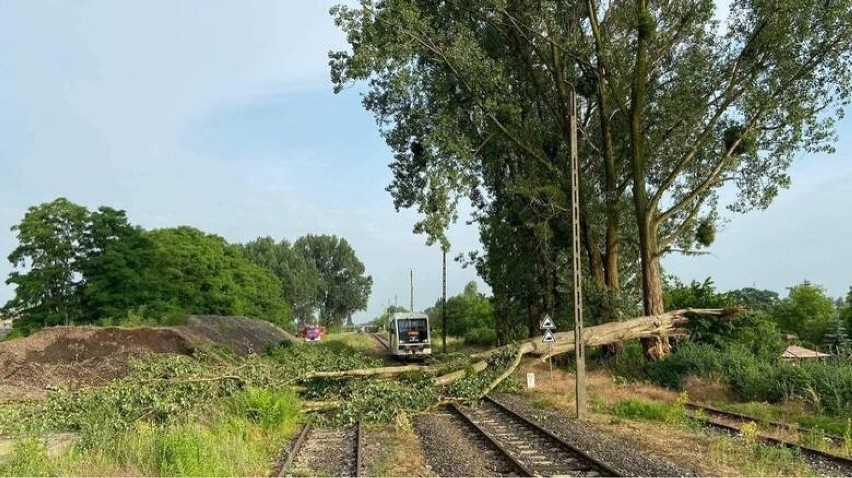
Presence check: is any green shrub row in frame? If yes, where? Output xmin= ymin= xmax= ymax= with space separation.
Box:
xmin=463 ymin=327 xmax=498 ymax=347
xmin=606 ymin=341 xmax=852 ymax=414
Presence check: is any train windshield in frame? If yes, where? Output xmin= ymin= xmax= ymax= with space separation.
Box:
xmin=396 ymin=318 xmax=428 ymax=344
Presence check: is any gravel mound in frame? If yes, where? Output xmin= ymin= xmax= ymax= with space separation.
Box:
xmin=493 ymin=393 xmax=697 ymax=477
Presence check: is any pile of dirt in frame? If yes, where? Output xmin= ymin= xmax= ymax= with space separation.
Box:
xmin=0 ymin=316 xmax=296 ymax=402
xmin=0 ymin=326 xmax=195 ymax=401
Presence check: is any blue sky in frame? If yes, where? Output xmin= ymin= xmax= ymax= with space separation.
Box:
xmin=1 ymin=1 xmax=850 ymax=323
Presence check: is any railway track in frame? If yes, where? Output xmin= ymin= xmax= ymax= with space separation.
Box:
xmin=686 ymin=403 xmax=852 ymax=472
xmin=278 ymin=421 xmax=363 ymax=477
xmin=370 ymin=332 xmax=389 ymax=350
xmin=686 ymin=402 xmax=846 ymax=444
xmin=448 ymin=396 xmax=620 ymax=477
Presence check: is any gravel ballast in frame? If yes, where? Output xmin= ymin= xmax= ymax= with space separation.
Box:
xmin=287 ymin=426 xmax=356 ymax=477
xmin=493 ymin=393 xmax=698 ymax=477
xmin=413 ymin=412 xmax=519 ymax=477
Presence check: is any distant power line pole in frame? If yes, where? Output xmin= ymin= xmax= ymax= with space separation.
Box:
xmin=442 ymin=247 xmax=448 ymax=353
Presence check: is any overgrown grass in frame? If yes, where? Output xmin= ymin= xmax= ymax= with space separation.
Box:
xmin=604 ymin=395 xmax=817 ymax=476
xmin=0 ymin=388 xmax=301 ymax=477
xmin=463 ymin=327 xmax=498 ymax=347
xmin=0 ymin=348 xmax=306 ymax=476
xmin=610 ymin=398 xmax=688 ymax=425
xmin=323 ymin=332 xmax=379 ymax=355
xmin=0 ymin=332 xmax=527 ymax=475
xmin=708 ymin=433 xmax=814 ymax=476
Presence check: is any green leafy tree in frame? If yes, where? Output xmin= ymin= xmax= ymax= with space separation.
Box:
xmin=3 ymin=198 xmax=90 ymax=330
xmin=331 ymin=0 xmax=852 ymax=360
xmin=664 ymin=277 xmax=735 ymax=345
xmin=727 ymin=287 xmax=781 ymax=312
xmin=144 ymin=227 xmax=291 ymax=326
xmin=79 ymin=207 xmax=158 ymax=322
xmin=427 ymin=281 xmax=495 ymax=338
xmin=293 ymin=234 xmax=372 ymax=329
xmin=240 ymin=237 xmax=321 ymax=324
xmin=3 ymin=200 xmax=292 ymax=334
xmin=664 ymin=277 xmax=782 ymax=359
xmin=774 ymin=281 xmax=835 ymax=346
xmin=822 ymin=315 xmax=851 ymax=357
xmin=839 ymin=287 xmax=852 ymax=336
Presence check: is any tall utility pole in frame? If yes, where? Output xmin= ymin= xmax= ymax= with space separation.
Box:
xmin=410 ymin=269 xmax=414 ymax=317
xmin=570 ymin=88 xmax=587 ymax=420
xmin=442 ymin=248 xmax=448 ymax=353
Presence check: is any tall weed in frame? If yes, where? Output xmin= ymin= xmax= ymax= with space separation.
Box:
xmin=0 ymin=438 xmax=54 ymax=476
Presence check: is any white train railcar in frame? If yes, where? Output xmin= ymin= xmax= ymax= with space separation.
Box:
xmin=389 ymin=312 xmax=432 ymax=358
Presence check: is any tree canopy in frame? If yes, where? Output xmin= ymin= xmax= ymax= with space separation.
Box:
xmin=239 ymin=237 xmax=322 ymax=324
xmin=427 ymin=281 xmax=495 ymax=339
xmin=773 ymin=281 xmax=836 ymax=346
xmin=293 ymin=234 xmax=373 ymax=329
xmin=331 ymin=0 xmax=852 ymax=357
xmin=2 ymin=199 xmax=372 ymax=336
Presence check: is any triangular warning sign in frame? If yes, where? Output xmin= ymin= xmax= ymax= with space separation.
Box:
xmin=542 ymin=329 xmax=556 ymax=343
xmin=540 ymin=315 xmax=556 ymax=330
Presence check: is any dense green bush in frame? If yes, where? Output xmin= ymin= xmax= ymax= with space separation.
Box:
xmin=775 ymin=360 xmax=852 ymax=413
xmin=605 ymin=340 xmax=852 ymax=415
xmin=644 ymin=342 xmax=725 ymax=388
xmin=463 ymin=327 xmax=498 ymax=346
xmin=721 ymin=345 xmax=779 ymax=401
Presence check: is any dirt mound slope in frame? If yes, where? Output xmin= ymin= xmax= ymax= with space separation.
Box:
xmin=0 ymin=326 xmax=195 ymax=401
xmin=0 ymin=315 xmax=296 ymax=402
xmin=183 ymin=315 xmax=297 ymax=355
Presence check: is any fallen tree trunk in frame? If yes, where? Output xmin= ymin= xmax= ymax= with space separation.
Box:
xmin=300 ymin=363 xmax=435 ymax=380
xmin=298 ymin=308 xmax=739 ymax=387
xmin=474 ymin=307 xmax=739 ymax=361
xmin=433 ymin=360 xmax=488 ymax=386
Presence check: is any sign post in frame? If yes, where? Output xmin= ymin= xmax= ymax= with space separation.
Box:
xmin=540 ymin=314 xmax=557 ymax=385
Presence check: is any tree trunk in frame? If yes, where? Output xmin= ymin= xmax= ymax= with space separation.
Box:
xmin=526 ymin=298 xmax=537 ymax=338
xmin=629 ymin=0 xmax=668 ymax=361
xmin=639 ymin=230 xmax=668 ymax=360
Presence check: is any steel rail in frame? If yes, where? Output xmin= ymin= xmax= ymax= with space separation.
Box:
xmin=277 ymin=422 xmax=312 ymax=476
xmin=686 ymin=401 xmax=845 ymax=443
xmin=370 ymin=333 xmax=389 ymax=350
xmin=448 ymin=402 xmax=535 ymax=476
xmin=693 ymin=415 xmax=852 ymax=469
xmin=485 ymin=395 xmax=621 ymax=476
xmin=354 ymin=421 xmax=363 ymax=477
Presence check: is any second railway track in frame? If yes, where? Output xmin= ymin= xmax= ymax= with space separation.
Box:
xmin=449 ymin=396 xmax=619 ymax=477
xmin=686 ymin=402 xmax=852 ymax=473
